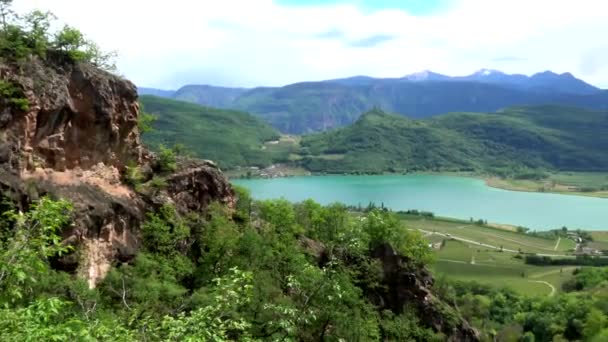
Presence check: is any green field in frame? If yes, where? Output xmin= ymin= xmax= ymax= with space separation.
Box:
xmin=431 ymin=240 xmax=575 ymax=296
xmin=487 ymin=171 xmax=608 ymax=198
xmin=402 ymin=216 xmax=583 ymax=296
xmin=587 ymin=232 xmax=608 ymax=252
xmin=403 ymin=215 xmax=576 ymax=254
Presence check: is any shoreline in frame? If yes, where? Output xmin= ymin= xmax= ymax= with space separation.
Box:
xmin=229 ymin=167 xmax=608 ymax=199
xmin=483 ymin=176 xmax=608 ymax=199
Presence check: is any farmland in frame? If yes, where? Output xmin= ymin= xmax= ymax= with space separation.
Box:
xmin=401 ymin=215 xmax=584 ymax=296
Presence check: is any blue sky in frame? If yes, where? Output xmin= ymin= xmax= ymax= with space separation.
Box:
xmin=13 ymin=0 xmax=608 ymax=89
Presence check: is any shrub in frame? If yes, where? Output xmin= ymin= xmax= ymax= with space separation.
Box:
xmin=157 ymin=145 xmax=177 ymax=172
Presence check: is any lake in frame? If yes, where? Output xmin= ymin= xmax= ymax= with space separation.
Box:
xmin=233 ymin=175 xmax=608 ymax=231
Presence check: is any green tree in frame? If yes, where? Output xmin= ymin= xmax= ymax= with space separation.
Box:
xmin=0 ymin=197 xmax=72 ymax=304
xmin=157 ymin=144 xmax=177 ymax=172
xmin=584 ymin=308 xmax=607 ymax=340
xmin=138 ymin=112 xmax=157 ymax=134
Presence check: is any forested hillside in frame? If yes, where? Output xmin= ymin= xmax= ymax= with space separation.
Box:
xmin=141 ymin=76 xmax=608 ymax=134
xmin=300 ymin=106 xmax=608 ymax=174
xmin=140 ymin=95 xmax=284 ymax=169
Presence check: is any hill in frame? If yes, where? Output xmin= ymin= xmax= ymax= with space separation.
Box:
xmin=173 ymin=84 xmax=248 ymax=108
xmin=140 ymin=95 xmax=283 ymax=169
xmin=299 ymin=105 xmax=608 ymax=174
xmin=140 ymin=70 xmax=607 ymax=134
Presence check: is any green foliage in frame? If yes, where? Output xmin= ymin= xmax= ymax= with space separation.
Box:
xmin=123 ymin=161 xmax=144 ymax=187
xmin=156 ymin=144 xmax=177 ymax=172
xmin=443 ymin=279 xmax=608 ymax=341
xmin=0 ymin=2 xmax=116 ymax=70
xmin=159 ymin=80 xmax=608 ymax=135
xmin=141 ymin=204 xmax=190 ymax=256
xmin=0 ymin=197 xmax=72 ymax=304
xmin=137 ymin=111 xmax=157 ymax=134
xmin=363 ymin=209 xmax=434 ymax=264
xmin=2 ymin=195 xmax=605 ymax=341
xmin=300 ymin=106 xmax=608 ymax=174
xmin=139 ymin=95 xmax=283 ymax=170
xmin=159 ymin=267 xmax=254 ymax=341
xmin=562 ymin=268 xmax=608 ymax=291
xmin=0 ymin=79 xmax=29 ymax=111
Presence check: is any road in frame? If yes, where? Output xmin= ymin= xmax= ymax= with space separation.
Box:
xmin=528 ymin=280 xmax=556 ymax=296
xmin=419 ymin=229 xmax=572 ymax=258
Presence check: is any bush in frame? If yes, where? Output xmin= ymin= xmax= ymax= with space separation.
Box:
xmin=157 ymin=144 xmax=177 ymax=172
xmin=123 ymin=161 xmax=144 ymax=187
xmin=0 ymin=3 xmax=116 ymax=70
xmin=0 ymin=80 xmax=29 ymax=111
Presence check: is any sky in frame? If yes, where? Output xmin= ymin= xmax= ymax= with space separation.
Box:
xmin=12 ymin=0 xmax=608 ymax=89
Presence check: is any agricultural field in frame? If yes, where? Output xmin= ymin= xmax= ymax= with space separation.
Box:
xmin=402 ymin=215 xmax=583 ymax=296
xmin=587 ymin=231 xmax=608 ymax=252
xmin=486 ymin=171 xmax=608 ymax=198
xmin=402 ymin=215 xmax=576 ymax=254
xmin=431 ymin=240 xmax=575 ymax=297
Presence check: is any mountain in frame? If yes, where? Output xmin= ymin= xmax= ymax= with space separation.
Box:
xmin=233 ymin=81 xmax=608 ymax=133
xmin=173 ymin=84 xmax=248 ymax=108
xmin=298 ymin=105 xmax=608 ymax=174
xmin=139 ymin=95 xmax=283 ymax=169
xmin=139 ymin=70 xmax=606 ymax=134
xmin=137 ymin=87 xmax=176 ymax=98
xmin=453 ymin=70 xmax=600 ymax=95
xmin=401 ymin=70 xmax=451 ymax=82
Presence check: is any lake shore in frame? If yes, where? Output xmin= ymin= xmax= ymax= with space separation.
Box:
xmin=229 ymin=167 xmax=608 ymax=199
xmin=483 ymin=175 xmax=608 ymax=199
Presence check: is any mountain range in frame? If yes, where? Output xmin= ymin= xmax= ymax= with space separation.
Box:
xmin=139 ymin=95 xmax=608 ymax=174
xmin=139 ymin=70 xmax=608 ymax=134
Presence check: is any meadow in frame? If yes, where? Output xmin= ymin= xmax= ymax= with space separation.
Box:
xmin=401 ymin=215 xmax=583 ymax=296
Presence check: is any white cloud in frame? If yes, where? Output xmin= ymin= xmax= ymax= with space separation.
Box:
xmin=12 ymin=0 xmax=608 ymax=89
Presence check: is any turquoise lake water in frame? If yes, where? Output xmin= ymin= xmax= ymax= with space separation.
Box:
xmin=233 ymin=175 xmax=608 ymax=231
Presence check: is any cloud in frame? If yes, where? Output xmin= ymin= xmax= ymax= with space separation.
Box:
xmin=10 ymin=0 xmax=608 ymax=89
xmin=348 ymin=34 xmax=395 ymax=48
xmin=314 ymin=28 xmax=346 ymax=39
xmin=491 ymin=56 xmax=526 ymax=63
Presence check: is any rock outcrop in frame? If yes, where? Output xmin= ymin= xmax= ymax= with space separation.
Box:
xmin=1 ymin=52 xmax=142 ymax=173
xmin=313 ymin=243 xmax=479 ymax=341
xmin=0 ymin=54 xmax=235 ymax=287
xmin=369 ymin=243 xmax=479 ymax=341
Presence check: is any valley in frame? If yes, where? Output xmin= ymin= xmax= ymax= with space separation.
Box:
xmin=2 ymin=0 xmax=608 ymax=339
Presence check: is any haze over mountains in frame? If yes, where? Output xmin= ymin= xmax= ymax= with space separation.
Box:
xmin=139 ymin=69 xmax=608 ymax=134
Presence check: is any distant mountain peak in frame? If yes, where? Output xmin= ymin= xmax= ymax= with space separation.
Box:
xmin=402 ymin=70 xmax=449 ymax=81
xmin=471 ymin=68 xmax=504 ymax=77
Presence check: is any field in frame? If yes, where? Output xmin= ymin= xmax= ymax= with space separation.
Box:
xmin=401 ymin=215 xmax=582 ymax=296
xmin=486 ymin=172 xmax=608 ymax=198
xmin=402 ymin=215 xmax=576 ymax=254
xmin=588 ymin=231 xmax=608 ymax=252
xmin=431 ymin=240 xmax=575 ymax=296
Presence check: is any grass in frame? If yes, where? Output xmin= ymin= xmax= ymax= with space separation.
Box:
xmin=430 ymin=240 xmax=576 ymax=296
xmin=408 ymin=216 xmax=585 ymax=296
xmin=587 ymin=233 xmax=608 ymax=253
xmin=486 ymin=171 xmax=608 ymax=198
xmin=404 ymin=215 xmax=575 ymax=254
xmin=140 ymin=95 xmax=283 ymax=170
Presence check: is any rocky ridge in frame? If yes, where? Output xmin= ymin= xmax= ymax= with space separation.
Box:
xmin=0 ymin=54 xmax=235 ymax=287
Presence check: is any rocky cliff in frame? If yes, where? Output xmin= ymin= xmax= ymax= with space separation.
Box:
xmin=0 ymin=54 xmax=235 ymax=287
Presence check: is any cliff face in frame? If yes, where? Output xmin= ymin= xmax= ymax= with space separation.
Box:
xmin=1 ymin=53 xmax=142 ymax=172
xmin=0 ymin=55 xmax=235 ymax=287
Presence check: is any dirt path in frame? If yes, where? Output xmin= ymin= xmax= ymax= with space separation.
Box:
xmin=419 ymin=229 xmax=518 ymax=253
xmin=420 ymin=229 xmax=571 ymax=257
xmin=528 ymin=280 xmax=556 ymax=296
xmin=554 ymin=237 xmax=561 ymax=251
